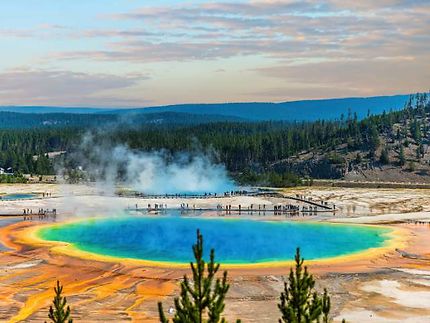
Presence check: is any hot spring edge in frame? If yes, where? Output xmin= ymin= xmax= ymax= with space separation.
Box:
xmin=32 ymin=216 xmax=404 ymax=267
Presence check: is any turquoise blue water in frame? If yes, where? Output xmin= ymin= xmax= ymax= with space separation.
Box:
xmin=1 ymin=193 xmax=36 ymax=200
xmin=38 ymin=216 xmax=391 ymax=264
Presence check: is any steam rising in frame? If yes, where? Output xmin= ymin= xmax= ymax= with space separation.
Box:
xmin=117 ymin=148 xmax=235 ymax=194
xmin=62 ymin=133 xmax=235 ymax=195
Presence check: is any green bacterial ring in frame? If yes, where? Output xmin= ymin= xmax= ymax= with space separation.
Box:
xmin=36 ymin=216 xmax=396 ymax=266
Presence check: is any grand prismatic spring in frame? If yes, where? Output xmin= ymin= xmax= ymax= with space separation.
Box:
xmin=36 ymin=216 xmax=393 ymax=265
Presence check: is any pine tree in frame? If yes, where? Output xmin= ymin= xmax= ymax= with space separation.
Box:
xmin=322 ymin=289 xmax=331 ymax=323
xmin=379 ymin=147 xmax=390 ymax=165
xmin=355 ymin=153 xmax=362 ymax=164
xmin=410 ymin=119 xmax=422 ymax=143
xmin=368 ymin=124 xmax=380 ymax=155
xmin=46 ymin=280 xmax=73 ymax=323
xmin=399 ymin=145 xmax=406 ymax=166
xmin=158 ymin=230 xmax=240 ymax=323
xmin=278 ymin=248 xmax=337 ymax=323
xmin=416 ymin=144 xmax=424 ymax=159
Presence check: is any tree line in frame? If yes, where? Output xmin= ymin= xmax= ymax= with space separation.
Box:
xmin=0 ymin=93 xmax=428 ymax=185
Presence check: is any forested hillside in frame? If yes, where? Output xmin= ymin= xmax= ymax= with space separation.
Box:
xmin=0 ymin=111 xmax=242 ymax=129
xmin=1 ymin=93 xmax=429 ymax=186
xmin=0 ymin=128 xmax=78 ymax=175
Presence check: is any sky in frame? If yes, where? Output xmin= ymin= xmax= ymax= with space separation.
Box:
xmin=0 ymin=0 xmax=428 ymax=107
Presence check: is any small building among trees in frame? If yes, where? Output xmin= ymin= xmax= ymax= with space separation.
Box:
xmin=0 ymin=167 xmax=14 ymax=175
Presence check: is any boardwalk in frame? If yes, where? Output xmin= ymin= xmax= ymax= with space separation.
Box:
xmin=125 ymin=189 xmax=336 ymax=212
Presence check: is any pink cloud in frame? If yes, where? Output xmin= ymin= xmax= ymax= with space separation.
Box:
xmin=0 ymin=69 xmax=150 ymax=107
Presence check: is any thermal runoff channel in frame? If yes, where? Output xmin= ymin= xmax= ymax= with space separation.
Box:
xmin=37 ymin=216 xmax=392 ymax=265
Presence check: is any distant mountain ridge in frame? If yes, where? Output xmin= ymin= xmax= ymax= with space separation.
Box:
xmin=0 ymin=111 xmax=244 ymax=129
xmin=0 ymin=94 xmax=411 ymax=121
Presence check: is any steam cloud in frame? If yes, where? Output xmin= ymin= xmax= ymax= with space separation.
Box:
xmin=61 ymin=133 xmax=235 ymax=195
xmin=116 ymin=147 xmax=235 ymax=194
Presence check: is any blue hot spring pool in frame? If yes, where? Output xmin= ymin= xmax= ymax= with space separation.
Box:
xmin=1 ymin=193 xmax=37 ymax=200
xmin=37 ymin=216 xmax=392 ymax=264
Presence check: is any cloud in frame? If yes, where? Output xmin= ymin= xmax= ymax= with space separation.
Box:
xmin=55 ymin=39 xmax=316 ymax=62
xmin=0 ymin=24 xmax=68 ymax=39
xmin=256 ymin=57 xmax=430 ymax=97
xmin=0 ymin=69 xmax=149 ymax=107
xmin=51 ymin=0 xmax=429 ymax=65
xmin=1 ymin=0 xmax=428 ymax=104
